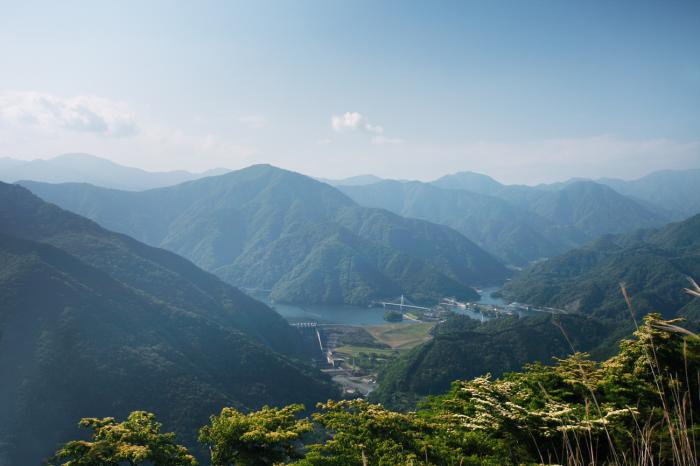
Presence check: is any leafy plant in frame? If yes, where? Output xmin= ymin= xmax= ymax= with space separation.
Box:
xmin=51 ymin=411 xmax=197 ymax=466
xmin=199 ymin=404 xmax=312 ymax=466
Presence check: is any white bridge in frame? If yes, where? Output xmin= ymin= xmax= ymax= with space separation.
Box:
xmin=379 ymin=294 xmax=431 ymax=312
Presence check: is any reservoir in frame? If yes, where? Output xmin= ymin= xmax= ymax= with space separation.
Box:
xmin=271 ymin=302 xmax=394 ymax=325
xmin=474 ymin=286 xmax=508 ymax=306
xmin=251 ymin=286 xmax=512 ymax=326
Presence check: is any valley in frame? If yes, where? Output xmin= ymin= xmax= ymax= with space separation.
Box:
xmin=2 ymin=159 xmax=699 ymax=465
xmin=257 ymin=284 xmax=569 ymax=396
xmin=4 ymin=5 xmax=699 ymax=463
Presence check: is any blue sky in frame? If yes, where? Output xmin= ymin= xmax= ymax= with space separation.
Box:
xmin=0 ymin=0 xmax=698 ymax=183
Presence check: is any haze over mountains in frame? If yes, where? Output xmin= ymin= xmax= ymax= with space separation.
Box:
xmin=339 ymin=177 xmax=674 ymax=266
xmin=0 ymin=153 xmax=229 ymax=191
xmin=10 ymin=153 xmax=698 ymax=272
xmin=0 ymin=182 xmax=338 ymax=465
xmin=3 ymin=152 xmax=700 ymax=464
xmin=22 ymin=164 xmax=509 ymax=305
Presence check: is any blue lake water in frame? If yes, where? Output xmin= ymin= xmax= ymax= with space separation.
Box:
xmin=473 ymin=287 xmax=508 ymax=306
xmin=250 ymin=287 xmax=510 ymax=326
xmin=271 ymin=302 xmax=395 ymax=325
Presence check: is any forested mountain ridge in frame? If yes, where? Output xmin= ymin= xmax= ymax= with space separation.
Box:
xmin=500 ymin=213 xmax=700 ymax=320
xmin=339 ymin=180 xmax=584 ymax=265
xmin=0 ymin=182 xmax=338 ymax=465
xmin=21 ymin=164 xmax=509 ymax=304
xmin=434 ymin=168 xmax=699 ymax=222
xmin=339 ymin=178 xmax=668 ymax=266
xmin=521 ymin=180 xmax=669 ymax=238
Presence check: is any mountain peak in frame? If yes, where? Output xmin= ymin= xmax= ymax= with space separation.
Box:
xmin=431 ymin=171 xmax=503 ymax=195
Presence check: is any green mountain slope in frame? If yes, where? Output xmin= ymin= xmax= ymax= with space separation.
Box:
xmin=339 ymin=180 xmax=584 ymax=266
xmin=523 ymin=181 xmax=669 ymax=238
xmin=0 ymin=182 xmax=337 ymax=465
xmin=371 ymin=313 xmax=611 ymax=409
xmin=21 ymin=165 xmax=509 ymax=304
xmin=435 ymin=172 xmax=668 ymax=238
xmin=500 ymin=214 xmax=700 ymax=320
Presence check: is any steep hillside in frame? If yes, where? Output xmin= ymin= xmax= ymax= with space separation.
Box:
xmin=500 ymin=214 xmax=700 ymax=319
xmin=0 ymin=153 xmax=227 ymax=191
xmin=371 ymin=313 xmax=611 ymax=409
xmin=0 ymin=184 xmax=336 ymax=464
xmin=339 ymin=180 xmax=583 ymax=265
xmin=22 ymin=165 xmax=509 ymax=305
xmin=0 ymin=182 xmax=338 ymax=465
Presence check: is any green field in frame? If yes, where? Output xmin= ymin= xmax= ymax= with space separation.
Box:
xmin=366 ymin=322 xmax=435 ymax=349
xmin=333 ymin=345 xmax=398 ymax=358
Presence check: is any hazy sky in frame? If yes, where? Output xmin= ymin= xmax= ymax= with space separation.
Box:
xmin=1 ymin=0 xmax=699 ymax=184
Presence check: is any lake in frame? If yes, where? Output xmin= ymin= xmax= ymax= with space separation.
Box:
xmin=473 ymin=286 xmax=508 ymax=306
xmin=272 ymin=302 xmax=396 ymax=325
xmin=250 ymin=286 xmax=511 ymax=326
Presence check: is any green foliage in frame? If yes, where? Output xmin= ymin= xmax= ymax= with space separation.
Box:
xmin=383 ymin=309 xmax=403 ymax=322
xmin=295 ymin=399 xmax=494 ymax=466
xmin=199 ymin=405 xmax=312 ymax=466
xmin=51 ymin=411 xmax=197 ymax=466
xmin=421 ymin=313 xmax=700 ymax=464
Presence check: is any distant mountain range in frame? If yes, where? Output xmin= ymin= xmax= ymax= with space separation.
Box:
xmin=596 ymin=169 xmax=700 ymax=219
xmin=0 ymin=153 xmax=229 ymax=191
xmin=0 ymin=182 xmax=338 ymax=465
xmin=318 ymin=174 xmax=385 ymax=186
xmin=21 ymin=165 xmax=509 ymax=305
xmin=339 ymin=178 xmax=669 ymax=266
xmin=431 ymin=169 xmax=700 ymax=221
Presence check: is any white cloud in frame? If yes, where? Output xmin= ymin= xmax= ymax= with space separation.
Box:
xmin=330 ymin=111 xmax=402 ymax=144
xmin=331 ymin=112 xmax=365 ymax=131
xmin=237 ymin=115 xmax=267 ymax=129
xmin=0 ymin=91 xmax=137 ymax=137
